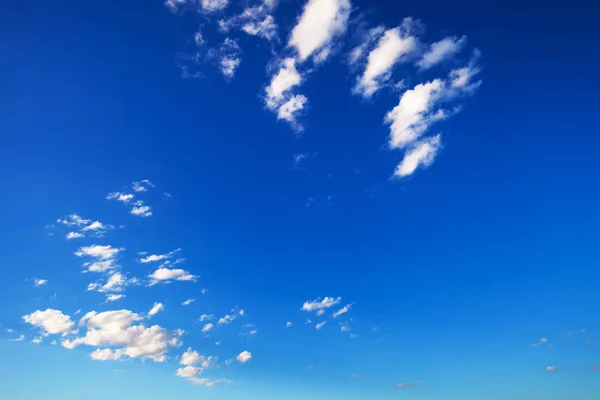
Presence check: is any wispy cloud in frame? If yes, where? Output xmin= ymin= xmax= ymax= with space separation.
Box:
xmin=332 ymin=302 xmax=354 ymax=318
xmin=302 ymin=297 xmax=341 ymax=312
xmin=315 ymin=321 xmax=326 ymax=330
xmin=33 ymin=278 xmax=48 ymax=287
xmin=395 ymin=380 xmax=422 ymax=388
xmin=75 ymin=245 xmax=123 ymax=273
xmin=182 ymin=298 xmax=195 ymax=306
xmin=8 ymin=334 xmax=25 ymax=342
xmin=148 ymin=267 xmax=198 ymax=285
xmin=148 ymin=302 xmax=165 ymax=317
xmin=417 ymin=35 xmax=466 ymax=70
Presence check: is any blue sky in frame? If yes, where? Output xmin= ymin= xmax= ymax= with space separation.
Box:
xmin=1 ymin=0 xmax=600 ymax=398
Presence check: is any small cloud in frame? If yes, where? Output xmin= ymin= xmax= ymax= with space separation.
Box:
xmin=148 ymin=267 xmax=197 ymax=285
xmin=286 ymin=322 xmax=292 ymax=328
xmin=106 ymin=294 xmax=125 ymax=302
xmin=200 ymin=0 xmax=229 ymax=13
xmin=132 ymin=180 xmax=154 ymax=192
xmin=544 ymin=366 xmax=557 ymax=372
xmin=302 ymin=297 xmax=341 ymax=312
xmin=31 ymin=337 xmax=43 ymax=344
xmin=202 ymin=323 xmax=214 ymax=333
xmin=590 ymin=365 xmax=600 ymax=371
xmin=316 ymin=310 xmax=325 ymax=316
xmin=148 ymin=302 xmax=165 ymax=317
xmin=33 ymin=279 xmax=48 ymax=287
xmin=332 ymin=303 xmax=354 ymax=318
xmin=396 ymin=380 xmax=422 ymax=389
xmin=182 ymin=298 xmax=195 ymax=306
xmin=8 ymin=334 xmax=26 ymax=342
xmin=200 ymin=314 xmax=214 ymax=322
xmin=315 ymin=321 xmax=326 ymax=330
xmin=106 ymin=192 xmax=134 ymax=204
xmin=66 ymin=232 xmax=84 ymax=240
xmin=236 ymin=350 xmax=252 ymax=363
xmin=130 ymin=201 xmax=152 ymax=217
xmin=530 ymin=337 xmax=549 ymax=347
xmin=417 ymin=35 xmax=467 ymax=70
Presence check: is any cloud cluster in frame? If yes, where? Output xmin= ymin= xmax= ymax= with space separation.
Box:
xmin=56 ymin=213 xmax=114 ymax=240
xmin=61 ymin=309 xmax=183 ymax=362
xmin=107 ymin=181 xmax=155 ymax=217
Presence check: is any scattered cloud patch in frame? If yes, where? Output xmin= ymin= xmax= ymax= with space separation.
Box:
xmin=202 ymin=323 xmax=214 ymax=333
xmin=148 ymin=302 xmax=165 ymax=317
xmin=8 ymin=334 xmax=26 ymax=342
xmin=315 ymin=321 xmax=326 ymax=330
xmin=332 ymin=303 xmax=354 ymax=318
xmin=544 ymin=366 xmax=557 ymax=372
xmin=200 ymin=314 xmax=214 ymax=322
xmin=33 ymin=279 xmax=48 ymax=287
xmin=530 ymin=337 xmax=549 ymax=347
xmin=393 ymin=134 xmax=442 ymax=178
xmin=148 ymin=267 xmax=198 ymax=285
xmin=132 ymin=180 xmax=154 ymax=192
xmin=106 ymin=192 xmax=134 ymax=204
xmin=286 ymin=322 xmax=292 ymax=328
xmin=182 ymin=298 xmax=195 ymax=306
xmin=200 ymin=0 xmax=229 ymax=13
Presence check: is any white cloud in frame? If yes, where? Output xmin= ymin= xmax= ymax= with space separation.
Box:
xmin=200 ymin=314 xmax=213 ymax=322
xmin=88 ymin=272 xmax=129 ymax=293
xmin=218 ymin=315 xmax=236 ymax=325
xmin=289 ymin=0 xmax=351 ymax=62
xmin=202 ymin=323 xmax=214 ymax=333
xmin=302 ymin=297 xmax=341 ymax=312
xmin=354 ymin=27 xmax=416 ymax=98
xmin=165 ymin=0 xmax=188 ymax=12
xmin=140 ymin=254 xmax=168 ymax=263
xmin=130 ymin=202 xmax=152 ymax=217
xmin=545 ymin=366 xmax=557 ymax=372
xmin=265 ymin=58 xmax=302 ymax=109
xmin=8 ymin=334 xmax=26 ymax=342
xmin=286 ymin=322 xmax=292 ymax=328
xmin=57 ymin=214 xmax=90 ymax=227
xmin=340 ymin=322 xmax=350 ymax=332
xmin=81 ymin=221 xmax=110 ymax=232
xmin=176 ymin=365 xmax=203 ymax=378
xmin=332 ymin=303 xmax=354 ymax=318
xmin=315 ymin=321 xmax=326 ymax=330
xmin=385 ymin=79 xmax=445 ymax=149
xmin=201 ymin=0 xmax=228 ymax=12
xmin=61 ymin=309 xmax=182 ymax=362
xmin=237 ymin=350 xmax=252 ymax=363
xmin=277 ymin=95 xmax=307 ymax=127
xmin=222 ymin=0 xmax=278 ymax=41
xmin=75 ymin=245 xmax=122 ymax=273
xmin=348 ymin=25 xmax=384 ymax=65
xmin=90 ymin=348 xmax=125 ymax=361
xmin=182 ymin=298 xmax=195 ymax=306
xmin=106 ymin=294 xmax=125 ymax=302
xmin=180 ymin=347 xmax=217 ymax=368
xmin=316 ymin=310 xmax=325 ymax=316
xmin=530 ymin=337 xmax=549 ymax=347
xmin=209 ymin=38 xmax=242 ymax=80
xmin=148 ymin=268 xmax=198 ymax=285
xmin=148 ymin=303 xmax=164 ymax=317
xmin=22 ymin=309 xmax=74 ymax=336
xmin=132 ymin=180 xmax=154 ymax=192
xmin=106 ymin=192 xmax=134 ymax=204
xmin=418 ymin=36 xmax=466 ymax=70
xmin=66 ymin=232 xmax=84 ymax=240
xmin=31 ymin=337 xmax=43 ymax=344
xmin=396 ymin=380 xmax=422 ymax=388
xmin=33 ymin=279 xmax=48 ymax=287
xmin=5 ymin=328 xmax=13 ymax=333
xmin=394 ymin=134 xmax=442 ymax=177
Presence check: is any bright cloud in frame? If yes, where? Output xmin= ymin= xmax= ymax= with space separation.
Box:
xmin=354 ymin=27 xmax=416 ymax=98
xmin=221 ymin=0 xmax=278 ymax=41
xmin=148 ymin=302 xmax=165 ymax=317
xmin=90 ymin=348 xmax=125 ymax=361
xmin=148 ymin=267 xmax=198 ymax=285
xmin=75 ymin=245 xmax=122 ymax=273
xmin=57 ymin=214 xmax=90 ymax=227
xmin=393 ymin=134 xmax=442 ymax=178
xmin=332 ymin=303 xmax=354 ymax=318
xmin=289 ymin=0 xmax=351 ymax=62
xmin=22 ymin=309 xmax=75 ymax=336
xmin=315 ymin=321 xmax=326 ymax=330
xmin=201 ymin=0 xmax=228 ymax=12
xmin=530 ymin=337 xmax=549 ymax=347
xmin=182 ymin=298 xmax=195 ymax=306
xmin=87 ymin=272 xmax=129 ymax=293
xmin=106 ymin=294 xmax=125 ymax=302
xmin=286 ymin=321 xmax=292 ymax=328
xmin=302 ymin=297 xmax=341 ymax=312
xmin=202 ymin=323 xmax=214 ymax=333
xmin=61 ymin=309 xmax=183 ymax=362
xmin=200 ymin=314 xmax=213 ymax=322
xmin=106 ymin=192 xmax=134 ymax=203
xmin=130 ymin=201 xmax=152 ymax=217
xmin=236 ymin=350 xmax=252 ymax=363
xmin=66 ymin=232 xmax=84 ymax=240
xmin=33 ymin=279 xmax=48 ymax=287
xmin=132 ymin=179 xmax=154 ymax=192
xmin=417 ymin=35 xmax=466 ymax=70
xmin=265 ymin=58 xmax=302 ymax=110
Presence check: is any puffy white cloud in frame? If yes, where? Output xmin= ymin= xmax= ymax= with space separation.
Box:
xmin=140 ymin=254 xmax=168 ymax=263
xmin=33 ymin=279 xmax=48 ymax=287
xmin=315 ymin=321 xmax=326 ymax=330
xmin=354 ymin=27 xmax=416 ymax=98
xmin=75 ymin=245 xmax=122 ymax=273
xmin=201 ymin=0 xmax=228 ymax=12
xmin=180 ymin=347 xmax=218 ymax=368
xmin=182 ymin=298 xmax=195 ymax=306
xmin=61 ymin=309 xmax=182 ymax=362
xmin=332 ymin=303 xmax=354 ymax=318
xmin=148 ymin=302 xmax=164 ymax=317
xmin=22 ymin=309 xmax=74 ymax=336
xmin=277 ymin=95 xmax=307 ymax=127
xmin=237 ymin=350 xmax=252 ymax=363
xmin=31 ymin=337 xmax=43 ymax=344
xmin=148 ymin=268 xmax=198 ymax=285
xmin=302 ymin=297 xmax=341 ymax=312
xmin=417 ymin=35 xmax=466 ymax=70
xmin=218 ymin=314 xmax=237 ymax=324
xmin=106 ymin=192 xmax=134 ymax=204
xmin=90 ymin=348 xmax=125 ymax=361
xmin=289 ymin=0 xmax=351 ymax=62
xmin=106 ymin=294 xmax=125 ymax=302
xmin=200 ymin=314 xmax=213 ymax=322
xmin=394 ymin=134 xmax=442 ymax=178
xmin=130 ymin=203 xmax=152 ymax=217
xmin=66 ymin=231 xmax=84 ymax=240
xmin=202 ymin=323 xmax=214 ymax=333
xmin=176 ymin=365 xmax=203 ymax=378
